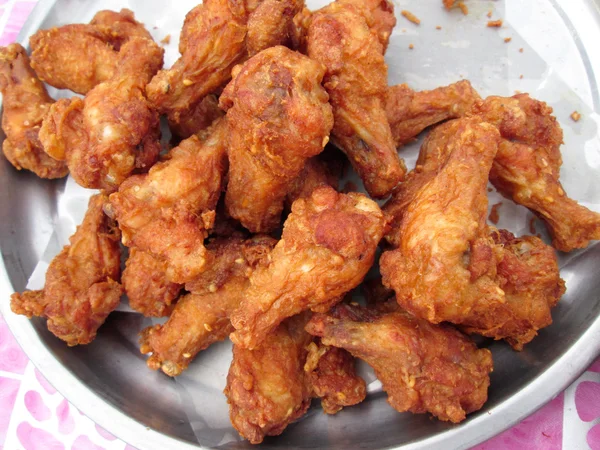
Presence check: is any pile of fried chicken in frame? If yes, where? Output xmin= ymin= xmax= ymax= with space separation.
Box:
xmin=2 ymin=0 xmax=599 ymax=444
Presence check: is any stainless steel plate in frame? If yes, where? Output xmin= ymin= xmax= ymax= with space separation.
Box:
xmin=2 ymin=0 xmax=600 ymax=449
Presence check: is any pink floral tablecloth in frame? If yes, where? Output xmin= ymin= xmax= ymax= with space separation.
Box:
xmin=1 ymin=1 xmax=599 ymax=449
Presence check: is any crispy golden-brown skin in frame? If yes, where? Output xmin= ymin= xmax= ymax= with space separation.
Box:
xmin=230 ymin=186 xmax=387 ymax=350
xmin=107 ymin=120 xmax=228 ymax=284
xmin=381 ymin=118 xmax=565 ymax=349
xmin=304 ymin=339 xmax=366 ymax=414
xmin=30 ymin=9 xmax=152 ymax=94
xmin=0 ymin=44 xmax=67 ymax=178
xmin=247 ymin=0 xmax=304 ymax=57
xmin=168 ymin=94 xmax=224 ymax=139
xmin=139 ymin=235 xmax=276 ymax=376
xmin=386 ymin=80 xmax=481 ymax=147
xmin=225 ymin=314 xmax=313 ymax=444
xmin=306 ymin=0 xmax=405 ymax=198
xmin=306 ymin=303 xmax=493 ymax=423
xmin=39 ymin=37 xmax=163 ymax=191
xmin=222 ymin=46 xmax=333 ymax=233
xmin=473 ymin=94 xmax=600 ymax=252
xmin=285 ymin=155 xmax=340 ymax=209
xmin=122 ymin=249 xmax=182 ymax=317
xmin=146 ymin=0 xmax=252 ymax=124
xmin=10 ymin=194 xmax=122 ymax=346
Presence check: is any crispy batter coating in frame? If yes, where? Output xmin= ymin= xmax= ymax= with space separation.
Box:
xmin=146 ymin=0 xmax=252 ymax=124
xmin=247 ymin=0 xmax=304 ymax=57
xmin=222 ymin=46 xmax=333 ymax=233
xmin=306 ymin=0 xmax=405 ymax=198
xmin=107 ymin=120 xmax=228 ymax=284
xmin=304 ymin=339 xmax=366 ymax=414
xmin=225 ymin=314 xmax=313 ymax=444
xmin=381 ymin=118 xmax=565 ymax=349
xmin=122 ymin=249 xmax=182 ymax=317
xmin=342 ymin=0 xmax=396 ymax=51
xmin=139 ymin=236 xmax=276 ymax=376
xmin=39 ymin=37 xmax=163 ymax=191
xmin=168 ymin=94 xmax=224 ymax=139
xmin=386 ymin=80 xmax=481 ymax=147
xmin=306 ymin=303 xmax=493 ymax=423
xmin=0 ymin=44 xmax=67 ymax=178
xmin=30 ymin=9 xmax=152 ymax=94
xmin=285 ymin=155 xmax=340 ymax=209
xmin=473 ymin=94 xmax=600 ymax=251
xmin=230 ymin=186 xmax=387 ymax=350
xmin=10 ymin=195 xmax=122 ymax=346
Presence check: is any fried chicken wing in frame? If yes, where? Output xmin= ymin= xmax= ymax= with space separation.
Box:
xmin=221 ymin=46 xmax=333 ymax=233
xmin=381 ymin=118 xmax=565 ymax=349
xmin=380 ymin=118 xmax=504 ymax=321
xmin=10 ymin=194 xmax=122 ymax=346
xmin=304 ymin=339 xmax=366 ymax=414
xmin=168 ymin=94 xmax=224 ymax=139
xmin=341 ymin=0 xmax=396 ymax=51
xmin=139 ymin=235 xmax=276 ymax=376
xmin=146 ymin=0 xmax=252 ymax=125
xmin=107 ymin=119 xmax=228 ymax=284
xmin=230 ymin=186 xmax=386 ymax=350
xmin=0 ymin=44 xmax=67 ymax=178
xmin=225 ymin=313 xmax=313 ymax=444
xmin=386 ymin=80 xmax=481 ymax=147
xmin=473 ymin=94 xmax=600 ymax=251
xmin=30 ymin=9 xmax=152 ymax=94
xmin=306 ymin=0 xmax=405 ymax=198
xmin=122 ymin=249 xmax=182 ymax=317
xmin=246 ymin=0 xmax=304 ymax=57
xmin=39 ymin=37 xmax=163 ymax=191
xmin=285 ymin=155 xmax=340 ymax=209
xmin=305 ymin=303 xmax=493 ymax=423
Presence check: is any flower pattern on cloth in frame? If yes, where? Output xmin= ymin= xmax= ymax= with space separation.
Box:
xmin=0 ymin=1 xmax=599 ymax=449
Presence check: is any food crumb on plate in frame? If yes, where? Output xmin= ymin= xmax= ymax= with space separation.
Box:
xmin=436 ymin=25 xmax=442 ymax=30
xmin=570 ymin=111 xmax=581 ymax=122
xmin=161 ymin=34 xmax=171 ymax=45
xmin=519 ymin=74 xmax=524 ymax=79
xmin=489 ymin=202 xmax=502 ymax=225
xmin=487 ymin=19 xmax=503 ymax=27
xmin=504 ymin=37 xmax=512 ymax=43
xmin=457 ymin=1 xmax=468 ymax=15
xmin=401 ymin=10 xmax=421 ymax=25
xmin=519 ymin=47 xmax=524 ymax=53
xmin=487 ymin=10 xmax=493 ymax=18
xmin=409 ymin=43 xmax=414 ymax=49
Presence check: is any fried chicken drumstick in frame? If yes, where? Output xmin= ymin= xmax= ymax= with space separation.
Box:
xmin=11 ymin=194 xmax=122 ymax=346
xmin=305 ymin=302 xmax=493 ymax=423
xmin=381 ymin=118 xmax=565 ymax=349
xmin=230 ymin=185 xmax=386 ymax=350
xmin=0 ymin=43 xmax=68 ymax=178
xmin=222 ymin=45 xmax=333 ymax=233
xmin=39 ymin=37 xmax=163 ymax=191
xmin=306 ymin=0 xmax=405 ymax=198
xmin=30 ymin=9 xmax=153 ymax=95
xmin=140 ymin=235 xmax=276 ymax=377
xmin=107 ymin=119 xmax=228 ymax=284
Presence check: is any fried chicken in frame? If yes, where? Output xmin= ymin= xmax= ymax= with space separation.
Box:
xmin=168 ymin=94 xmax=224 ymax=139
xmin=285 ymin=155 xmax=340 ymax=209
xmin=225 ymin=313 xmax=313 ymax=444
xmin=39 ymin=37 xmax=163 ymax=191
xmin=304 ymin=339 xmax=366 ymax=414
xmin=146 ymin=0 xmax=253 ymax=127
xmin=306 ymin=0 xmax=405 ymax=198
xmin=10 ymin=194 xmax=122 ymax=346
xmin=107 ymin=119 xmax=228 ymax=284
xmin=30 ymin=9 xmax=152 ymax=94
xmin=139 ymin=235 xmax=276 ymax=376
xmin=247 ymin=0 xmax=304 ymax=57
xmin=386 ymin=80 xmax=481 ymax=147
xmin=306 ymin=303 xmax=493 ymax=423
xmin=0 ymin=44 xmax=67 ymax=179
xmin=222 ymin=46 xmax=333 ymax=233
xmin=122 ymin=249 xmax=182 ymax=317
xmin=473 ymin=94 xmax=600 ymax=252
xmin=230 ymin=185 xmax=386 ymax=350
xmin=381 ymin=118 xmax=565 ymax=349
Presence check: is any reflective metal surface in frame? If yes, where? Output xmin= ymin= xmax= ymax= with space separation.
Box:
xmin=1 ymin=0 xmax=600 ymax=449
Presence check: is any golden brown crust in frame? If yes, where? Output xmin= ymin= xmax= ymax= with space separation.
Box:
xmin=10 ymin=194 xmax=122 ymax=346
xmin=473 ymin=94 xmax=600 ymax=252
xmin=305 ymin=303 xmax=493 ymax=423
xmin=108 ymin=120 xmax=228 ymax=284
xmin=246 ymin=0 xmax=304 ymax=57
xmin=285 ymin=155 xmax=340 ymax=209
xmin=222 ymin=46 xmax=333 ymax=233
xmin=230 ymin=186 xmax=387 ymax=350
xmin=306 ymin=0 xmax=405 ymax=198
xmin=39 ymin=37 xmax=164 ymax=190
xmin=122 ymin=249 xmax=182 ymax=317
xmin=0 ymin=44 xmax=68 ymax=178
